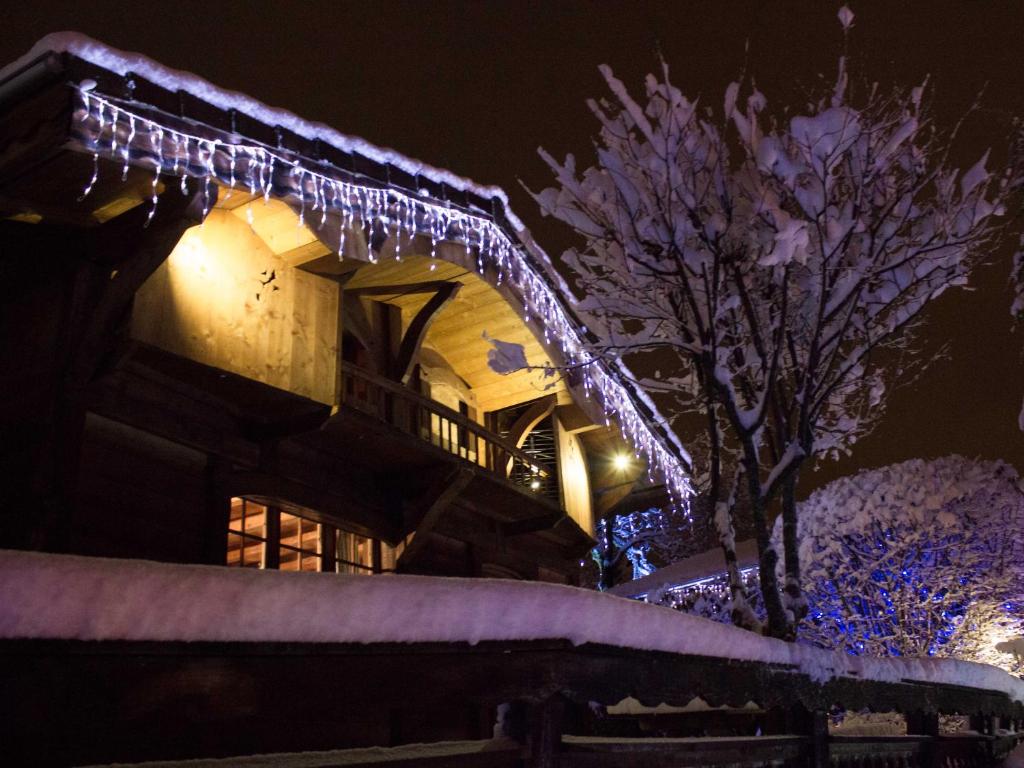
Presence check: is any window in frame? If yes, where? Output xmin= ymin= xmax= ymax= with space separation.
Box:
xmin=226 ymin=497 xmax=405 ymax=574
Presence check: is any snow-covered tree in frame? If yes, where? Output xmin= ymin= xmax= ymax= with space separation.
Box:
xmin=529 ymin=6 xmax=1016 ymax=638
xmin=775 ymin=456 xmax=1024 ymax=673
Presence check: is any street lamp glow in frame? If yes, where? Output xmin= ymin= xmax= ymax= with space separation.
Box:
xmin=613 ymin=453 xmax=631 ymax=471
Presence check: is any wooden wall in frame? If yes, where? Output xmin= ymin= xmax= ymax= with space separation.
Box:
xmin=555 ymin=416 xmax=594 ymax=535
xmin=72 ymin=414 xmax=218 ymax=563
xmin=131 ymin=210 xmax=339 ymax=404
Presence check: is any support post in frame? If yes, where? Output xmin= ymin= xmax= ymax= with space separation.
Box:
xmin=793 ymin=707 xmax=829 ymax=768
xmin=906 ymin=710 xmax=939 ymax=768
xmin=525 ymin=696 xmax=564 ymax=768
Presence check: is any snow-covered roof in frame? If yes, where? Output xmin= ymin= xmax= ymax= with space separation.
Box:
xmin=0 ymin=32 xmax=513 ymax=217
xmin=0 ymin=32 xmax=694 ymax=503
xmin=607 ymin=539 xmax=759 ymax=599
xmin=3 ymin=549 xmax=1023 ymax=703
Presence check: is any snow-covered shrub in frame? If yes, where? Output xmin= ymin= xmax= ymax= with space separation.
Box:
xmin=775 ymin=456 xmax=1024 ymax=672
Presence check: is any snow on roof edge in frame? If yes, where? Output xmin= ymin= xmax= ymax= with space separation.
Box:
xmin=2 ymin=549 xmax=1023 ymax=704
xmin=0 ymin=32 xmax=519 ymax=218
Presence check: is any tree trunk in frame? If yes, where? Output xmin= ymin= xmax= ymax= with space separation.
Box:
xmin=780 ymin=474 xmax=807 ymax=632
xmin=742 ymin=450 xmax=790 ymax=639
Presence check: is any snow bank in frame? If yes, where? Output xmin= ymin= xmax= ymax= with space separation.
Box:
xmin=2 ymin=550 xmax=1023 ymax=702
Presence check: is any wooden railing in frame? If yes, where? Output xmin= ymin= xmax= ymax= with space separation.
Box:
xmin=339 ymin=361 xmax=551 ymax=491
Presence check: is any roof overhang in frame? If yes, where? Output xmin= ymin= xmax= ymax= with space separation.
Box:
xmin=0 ymin=32 xmax=695 ymax=506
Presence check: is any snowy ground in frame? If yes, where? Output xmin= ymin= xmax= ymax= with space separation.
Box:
xmin=2 ymin=549 xmax=1023 ymax=702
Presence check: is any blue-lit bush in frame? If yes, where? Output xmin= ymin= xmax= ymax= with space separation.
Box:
xmin=775 ymin=456 xmax=1024 ymax=672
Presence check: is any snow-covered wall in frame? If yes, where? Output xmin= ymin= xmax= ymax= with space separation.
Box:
xmin=2 ymin=549 xmax=1023 ymax=703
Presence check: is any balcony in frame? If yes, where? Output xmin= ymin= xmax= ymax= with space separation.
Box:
xmin=337 ymin=361 xmax=556 ymax=498
xmin=84 ymin=343 xmax=593 ymax=572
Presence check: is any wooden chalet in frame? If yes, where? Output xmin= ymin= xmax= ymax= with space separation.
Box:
xmin=0 ymin=34 xmax=692 ymax=584
xmin=3 ymin=36 xmax=1024 ymax=768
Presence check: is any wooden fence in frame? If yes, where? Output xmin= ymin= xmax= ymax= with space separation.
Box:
xmin=1 ymin=638 xmax=1021 ymax=767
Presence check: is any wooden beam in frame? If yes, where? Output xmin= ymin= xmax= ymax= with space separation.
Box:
xmin=72 ymin=186 xmax=214 ymax=384
xmin=397 ymin=467 xmax=473 ymax=571
xmin=555 ymin=403 xmax=600 ymax=435
xmin=499 ymin=510 xmax=566 ymax=538
xmin=503 ymin=394 xmax=556 ymax=477
xmin=393 ymin=282 xmax=461 ymax=383
xmin=346 ymin=281 xmax=462 ymax=298
xmin=507 ymin=395 xmax=557 ymax=450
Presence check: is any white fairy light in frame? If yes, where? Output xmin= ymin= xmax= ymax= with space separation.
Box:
xmin=122 ymin=114 xmax=135 ymax=181
xmin=227 ymin=144 xmax=236 ymax=198
xmin=69 ymin=86 xmax=694 ymax=509
xmin=79 ymin=152 xmax=100 ymax=200
xmin=146 ymin=125 xmax=163 ymax=225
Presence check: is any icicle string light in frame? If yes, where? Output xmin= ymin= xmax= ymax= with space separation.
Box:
xmin=72 ymin=87 xmax=694 ymax=509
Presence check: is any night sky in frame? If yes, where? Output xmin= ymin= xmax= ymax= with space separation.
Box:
xmin=4 ymin=1 xmax=1023 ymax=495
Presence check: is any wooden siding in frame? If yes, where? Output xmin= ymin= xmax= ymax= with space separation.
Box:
xmin=556 ymin=414 xmax=594 ymax=535
xmin=72 ymin=414 xmax=215 ymax=563
xmin=131 ymin=209 xmax=339 ymax=404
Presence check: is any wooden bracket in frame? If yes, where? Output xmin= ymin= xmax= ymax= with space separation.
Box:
xmin=392 ymin=282 xmax=460 ymax=384
xmin=71 ymin=186 xmax=214 ymax=385
xmin=499 ymin=509 xmax=565 ymax=538
xmin=397 ymin=467 xmax=473 ymax=571
xmin=503 ymin=394 xmax=556 ymax=477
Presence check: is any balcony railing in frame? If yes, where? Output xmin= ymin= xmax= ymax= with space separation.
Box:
xmin=339 ymin=361 xmax=552 ymax=495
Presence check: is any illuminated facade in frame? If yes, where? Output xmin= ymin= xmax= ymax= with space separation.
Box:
xmin=0 ymin=34 xmax=691 ymax=582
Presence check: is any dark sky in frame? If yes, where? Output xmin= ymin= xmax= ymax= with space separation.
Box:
xmin=4 ymin=1 xmax=1023 ymax=494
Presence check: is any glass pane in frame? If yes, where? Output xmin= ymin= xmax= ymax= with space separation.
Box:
xmin=244 ymin=503 xmax=266 ymax=538
xmin=280 ymin=513 xmax=322 ymax=572
xmin=379 ymin=540 xmax=402 ymax=572
xmin=336 ymin=529 xmax=373 ymax=570
xmin=226 ymin=531 xmax=244 ymax=567
xmin=228 ymin=497 xmax=246 ymax=529
xmin=279 ymin=512 xmax=300 ymax=549
xmin=300 ymin=519 xmax=321 ymax=554
xmin=279 ymin=546 xmax=301 ymax=571
xmin=227 ymin=532 xmax=265 ymax=569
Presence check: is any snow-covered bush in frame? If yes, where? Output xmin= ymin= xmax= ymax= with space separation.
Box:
xmin=775 ymin=456 xmax=1024 ymax=672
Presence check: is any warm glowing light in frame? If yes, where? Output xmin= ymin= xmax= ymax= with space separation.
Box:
xmin=530 ymin=479 xmax=541 ymax=491
xmin=613 ymin=453 xmax=631 ymax=471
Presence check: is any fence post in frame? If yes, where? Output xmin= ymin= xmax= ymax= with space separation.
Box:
xmin=906 ymin=710 xmax=939 ymax=768
xmin=789 ymin=705 xmax=828 ymax=768
xmin=525 ymin=695 xmax=565 ymax=768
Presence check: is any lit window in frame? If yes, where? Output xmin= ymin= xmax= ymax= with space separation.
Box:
xmin=227 ymin=497 xmax=268 ymax=568
xmin=226 ymin=497 xmax=404 ymax=574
